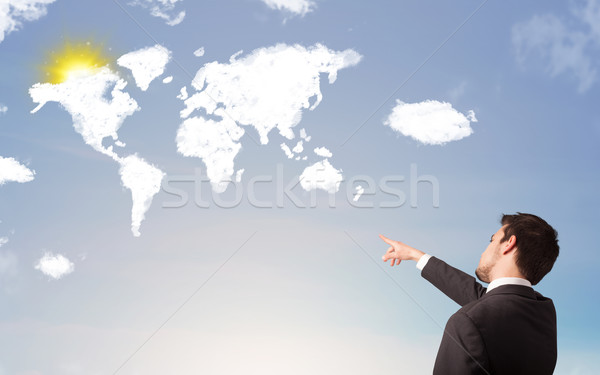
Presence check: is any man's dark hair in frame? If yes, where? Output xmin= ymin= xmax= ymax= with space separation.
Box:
xmin=500 ymin=212 xmax=559 ymax=285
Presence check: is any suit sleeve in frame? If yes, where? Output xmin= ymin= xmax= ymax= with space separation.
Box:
xmin=421 ymin=256 xmax=486 ymax=306
xmin=433 ymin=312 xmax=490 ymax=375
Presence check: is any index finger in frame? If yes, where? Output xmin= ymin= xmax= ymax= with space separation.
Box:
xmin=379 ymin=234 xmax=393 ymax=245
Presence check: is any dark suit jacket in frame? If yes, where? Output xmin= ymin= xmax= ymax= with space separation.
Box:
xmin=421 ymin=256 xmax=557 ymax=375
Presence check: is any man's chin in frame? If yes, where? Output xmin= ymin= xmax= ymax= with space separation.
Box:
xmin=475 ymin=268 xmax=490 ymax=283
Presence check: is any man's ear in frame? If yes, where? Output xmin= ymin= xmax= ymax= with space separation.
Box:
xmin=502 ymin=235 xmax=517 ymax=255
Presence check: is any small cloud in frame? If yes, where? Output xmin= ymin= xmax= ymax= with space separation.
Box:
xmin=117 ymin=45 xmax=172 ymax=91
xmin=34 ymin=252 xmax=74 ymax=280
xmin=353 ymin=185 xmax=364 ymax=202
xmin=177 ymin=86 xmax=188 ymax=100
xmin=466 ymin=110 xmax=478 ymax=122
xmin=235 ymin=168 xmax=244 ymax=183
xmin=384 ymin=100 xmax=477 ymax=145
xmin=193 ymin=47 xmax=205 ymax=57
xmin=0 ymin=156 xmax=35 ymax=185
xmin=261 ymin=0 xmax=316 ymax=17
xmin=299 ymin=128 xmax=311 ymax=142
xmin=129 ymin=0 xmax=185 ymax=26
xmin=313 ymin=146 xmax=332 ymax=158
xmin=0 ymin=237 xmax=7 ymax=248
xmin=0 ymin=0 xmax=57 ymax=44
xmin=299 ymin=159 xmax=343 ymax=193
xmin=0 ymin=104 xmax=7 ymax=114
xmin=281 ymin=140 xmax=306 ymax=159
xmin=512 ymin=0 xmax=600 ymax=93
xmin=281 ymin=143 xmax=294 ymax=159
xmin=292 ymin=140 xmax=303 ymax=154
xmin=162 ymin=75 xmax=173 ymax=84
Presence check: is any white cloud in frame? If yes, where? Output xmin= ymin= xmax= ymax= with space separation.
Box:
xmin=235 ymin=168 xmax=244 ymax=183
xmin=313 ymin=146 xmax=332 ymax=158
xmin=162 ymin=75 xmax=173 ymax=84
xmin=34 ymin=252 xmax=74 ymax=280
xmin=0 ymin=156 xmax=35 ymax=185
xmin=177 ymin=86 xmax=188 ymax=100
xmin=512 ymin=0 xmax=600 ymax=92
xmin=261 ymin=0 xmax=315 ymax=16
xmin=353 ymin=185 xmax=364 ymax=202
xmin=281 ymin=140 xmax=306 ymax=159
xmin=29 ymin=64 xmax=164 ymax=236
xmin=0 ymin=237 xmax=7 ymax=247
xmin=117 ymin=45 xmax=172 ymax=91
xmin=280 ymin=143 xmax=294 ymax=159
xmin=129 ymin=0 xmax=185 ymax=26
xmin=292 ymin=140 xmax=303 ymax=154
xmin=178 ymin=43 xmax=361 ymax=191
xmin=384 ymin=100 xmax=477 ymax=145
xmin=0 ymin=0 xmax=56 ymax=44
xmin=193 ymin=47 xmax=205 ymax=57
xmin=0 ymin=104 xmax=7 ymax=114
xmin=118 ymin=154 xmax=165 ymax=237
xmin=299 ymin=128 xmax=311 ymax=141
xmin=466 ymin=109 xmax=477 ymax=122
xmin=30 ymin=67 xmax=139 ymax=157
xmin=176 ymin=109 xmax=245 ymax=193
xmin=299 ymin=159 xmax=343 ymax=193
xmin=181 ymin=43 xmax=362 ymax=144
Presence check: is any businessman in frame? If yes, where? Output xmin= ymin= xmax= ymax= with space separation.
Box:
xmin=380 ymin=213 xmax=559 ymax=375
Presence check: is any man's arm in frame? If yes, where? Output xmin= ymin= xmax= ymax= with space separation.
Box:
xmin=379 ymin=234 xmax=485 ymax=306
xmin=421 ymin=257 xmax=486 ymax=306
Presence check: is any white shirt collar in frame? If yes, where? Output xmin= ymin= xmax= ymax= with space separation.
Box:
xmin=486 ymin=277 xmax=532 ymax=293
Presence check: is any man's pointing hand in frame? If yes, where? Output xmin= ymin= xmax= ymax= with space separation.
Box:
xmin=379 ymin=234 xmax=425 ymax=267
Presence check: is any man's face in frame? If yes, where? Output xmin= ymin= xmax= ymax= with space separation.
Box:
xmin=475 ymin=225 xmax=507 ymax=283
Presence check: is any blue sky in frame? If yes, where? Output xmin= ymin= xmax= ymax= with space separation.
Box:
xmin=1 ymin=0 xmax=599 ymax=374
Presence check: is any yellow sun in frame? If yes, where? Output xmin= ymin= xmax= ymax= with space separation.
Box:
xmin=42 ymin=40 xmax=112 ymax=84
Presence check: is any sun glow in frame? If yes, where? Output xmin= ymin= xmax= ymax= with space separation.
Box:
xmin=42 ymin=41 xmax=112 ymax=83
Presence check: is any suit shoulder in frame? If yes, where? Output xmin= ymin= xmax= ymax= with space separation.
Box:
xmin=459 ymin=289 xmax=555 ymax=323
xmin=533 ymin=290 xmax=554 ymax=302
